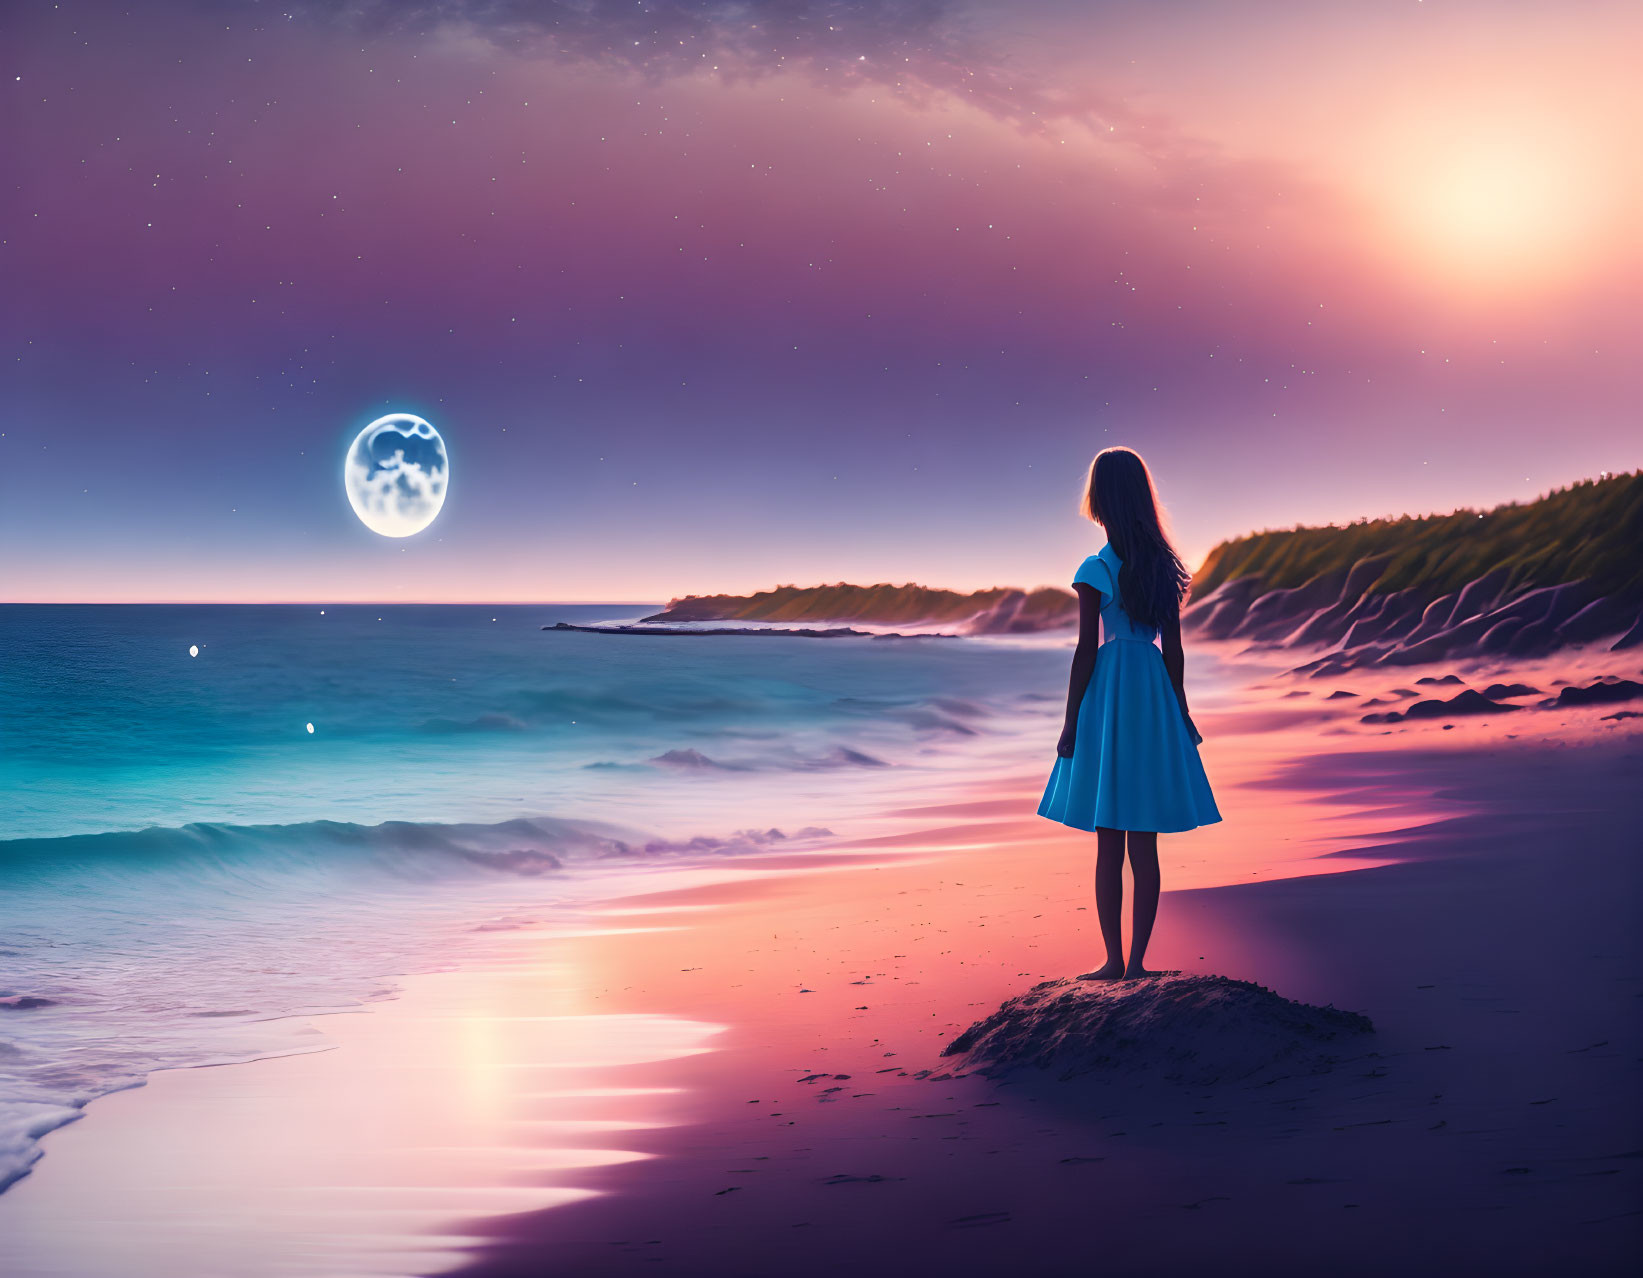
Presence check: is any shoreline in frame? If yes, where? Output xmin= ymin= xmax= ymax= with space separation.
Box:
xmin=2 ymin=653 xmax=1639 ymax=1275
xmin=0 ymin=850 xmax=920 ymax=1278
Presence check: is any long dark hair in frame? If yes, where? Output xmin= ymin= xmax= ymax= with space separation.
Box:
xmin=1080 ymin=446 xmax=1191 ymax=630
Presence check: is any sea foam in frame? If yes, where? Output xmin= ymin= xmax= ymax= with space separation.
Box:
xmin=0 ymin=811 xmax=834 ymax=1194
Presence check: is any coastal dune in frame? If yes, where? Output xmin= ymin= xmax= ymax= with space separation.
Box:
xmin=1183 ymin=472 xmax=1643 ymax=672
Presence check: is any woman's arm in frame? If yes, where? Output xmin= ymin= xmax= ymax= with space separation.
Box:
xmin=1160 ymin=606 xmax=1202 ymax=742
xmin=1057 ymin=583 xmax=1103 ymax=757
xmin=1160 ymin=607 xmax=1188 ymax=714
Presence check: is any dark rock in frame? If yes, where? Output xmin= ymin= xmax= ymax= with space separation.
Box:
xmin=1481 ymin=683 xmax=1541 ymax=699
xmin=942 ymin=973 xmax=1374 ymax=1086
xmin=1362 ymin=689 xmax=1519 ymax=724
xmin=1407 ymin=689 xmax=1517 ymax=717
xmin=1554 ymin=679 xmax=1643 ymax=707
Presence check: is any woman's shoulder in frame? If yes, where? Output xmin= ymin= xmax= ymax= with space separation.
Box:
xmin=1072 ymin=551 xmax=1115 ymax=591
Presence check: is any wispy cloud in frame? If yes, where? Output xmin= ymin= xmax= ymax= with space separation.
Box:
xmin=276 ymin=1 xmax=1315 ymax=213
xmin=284 ymin=1 xmax=1131 ymax=131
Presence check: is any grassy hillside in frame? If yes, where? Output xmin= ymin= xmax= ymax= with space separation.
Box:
xmin=1193 ymin=471 xmax=1643 ymax=604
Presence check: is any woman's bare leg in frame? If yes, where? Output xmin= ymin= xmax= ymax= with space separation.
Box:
xmin=1125 ymin=831 xmax=1160 ymax=979
xmin=1080 ymin=826 xmax=1127 ymax=980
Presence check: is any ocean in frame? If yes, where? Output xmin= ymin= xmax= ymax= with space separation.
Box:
xmin=0 ymin=603 xmax=1069 ymax=1191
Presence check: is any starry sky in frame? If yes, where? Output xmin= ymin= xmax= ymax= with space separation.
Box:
xmin=4 ymin=0 xmax=1639 ymax=602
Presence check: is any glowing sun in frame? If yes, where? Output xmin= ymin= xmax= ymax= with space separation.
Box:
xmin=1383 ymin=120 xmax=1611 ymax=290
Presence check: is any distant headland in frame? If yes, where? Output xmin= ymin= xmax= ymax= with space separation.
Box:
xmin=551 ymin=472 xmax=1642 ymax=665
xmin=639 ymin=582 xmax=1079 ymax=635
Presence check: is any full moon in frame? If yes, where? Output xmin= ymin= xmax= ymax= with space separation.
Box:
xmin=343 ymin=413 xmax=449 ymax=538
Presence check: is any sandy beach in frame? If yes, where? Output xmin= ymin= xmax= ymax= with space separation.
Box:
xmin=4 ymin=645 xmax=1638 ymax=1277
xmin=451 ymin=735 xmax=1642 ymax=1277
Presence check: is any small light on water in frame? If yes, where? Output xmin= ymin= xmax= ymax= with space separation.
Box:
xmin=320 ymin=609 xmax=325 ymax=615
xmin=188 ymin=645 xmax=199 ymax=658
xmin=306 ymin=723 xmax=315 ymax=734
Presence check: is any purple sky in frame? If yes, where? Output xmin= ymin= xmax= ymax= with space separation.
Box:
xmin=4 ymin=1 xmax=1638 ymax=601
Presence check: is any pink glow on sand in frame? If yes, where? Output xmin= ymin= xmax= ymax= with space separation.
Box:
xmin=0 ymin=961 xmax=722 ymax=1277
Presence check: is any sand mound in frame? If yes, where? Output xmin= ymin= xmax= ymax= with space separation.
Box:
xmin=943 ymin=973 xmax=1374 ymax=1086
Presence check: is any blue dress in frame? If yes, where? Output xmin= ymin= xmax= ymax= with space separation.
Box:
xmin=1038 ymin=544 xmax=1221 ymax=834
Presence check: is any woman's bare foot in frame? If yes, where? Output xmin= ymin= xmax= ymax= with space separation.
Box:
xmin=1078 ymin=959 xmax=1125 ymax=981
xmin=1123 ymin=964 xmax=1156 ymax=980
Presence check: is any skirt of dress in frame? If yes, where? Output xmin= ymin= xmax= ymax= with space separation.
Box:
xmin=1038 ymin=638 xmax=1222 ymax=835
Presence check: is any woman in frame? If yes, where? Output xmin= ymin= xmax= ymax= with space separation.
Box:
xmin=1039 ymin=446 xmax=1221 ymax=980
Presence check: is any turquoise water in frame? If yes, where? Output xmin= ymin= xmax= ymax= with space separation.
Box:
xmin=2 ymin=604 xmax=1062 ymax=836
xmin=0 ymin=604 xmax=1066 ymax=1190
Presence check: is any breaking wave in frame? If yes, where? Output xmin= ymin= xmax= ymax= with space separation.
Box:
xmin=0 ymin=812 xmax=835 ymax=1195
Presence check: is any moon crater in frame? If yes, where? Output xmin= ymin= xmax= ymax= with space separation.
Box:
xmin=344 ymin=414 xmax=449 ymax=537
